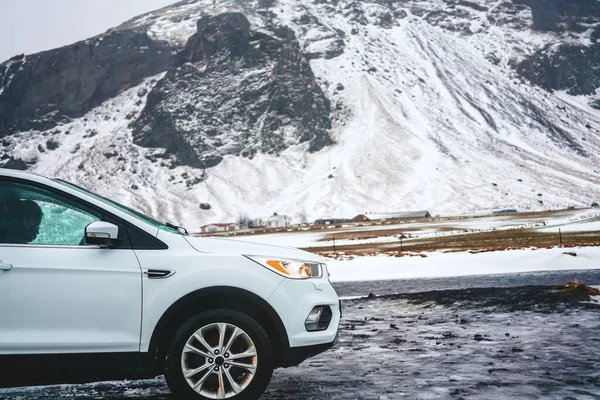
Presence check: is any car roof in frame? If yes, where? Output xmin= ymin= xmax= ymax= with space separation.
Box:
xmin=0 ymin=168 xmax=51 ymax=180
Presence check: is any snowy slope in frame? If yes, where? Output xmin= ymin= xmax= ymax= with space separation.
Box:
xmin=3 ymin=0 xmax=600 ymax=229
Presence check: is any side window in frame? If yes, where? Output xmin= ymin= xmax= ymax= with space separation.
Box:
xmin=0 ymin=181 xmax=101 ymax=246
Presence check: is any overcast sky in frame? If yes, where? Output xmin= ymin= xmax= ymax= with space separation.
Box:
xmin=0 ymin=0 xmax=178 ymax=62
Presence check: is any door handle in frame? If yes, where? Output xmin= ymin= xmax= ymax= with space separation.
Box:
xmin=0 ymin=263 xmax=13 ymax=271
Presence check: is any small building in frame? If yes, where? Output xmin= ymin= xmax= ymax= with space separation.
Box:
xmin=201 ymin=223 xmax=240 ymax=233
xmin=351 ymin=214 xmax=370 ymax=223
xmin=266 ymin=213 xmax=291 ymax=227
xmin=356 ymin=211 xmax=432 ymax=221
xmin=315 ymin=218 xmax=350 ymax=225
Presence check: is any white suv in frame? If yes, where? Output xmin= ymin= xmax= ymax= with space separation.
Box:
xmin=0 ymin=169 xmax=340 ymax=399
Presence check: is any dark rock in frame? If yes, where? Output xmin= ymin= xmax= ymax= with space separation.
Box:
xmin=474 ymin=334 xmax=484 ymax=341
xmin=517 ymin=43 xmax=600 ymax=95
xmin=37 ymin=144 xmax=45 ymax=153
xmin=335 ymin=29 xmax=346 ymax=39
xmin=186 ymin=177 xmax=203 ymax=188
xmin=512 ymin=0 xmax=600 ymax=32
xmin=104 ymin=151 xmax=118 ymax=159
xmin=390 ymin=323 xmax=398 ymax=330
xmin=379 ymin=12 xmax=393 ymax=28
xmin=46 ymin=139 xmax=60 ymax=151
xmin=336 ymin=83 xmax=345 ymax=91
xmin=83 ymin=129 xmax=98 ymax=139
xmin=131 ymin=184 xmax=139 ymax=190
xmin=488 ymin=368 xmax=510 ymax=374
xmin=486 ymin=53 xmax=501 ymax=65
xmin=1 ymin=158 xmax=27 ymax=170
xmin=367 ymin=293 xmax=377 ymax=299
xmin=512 ymin=347 xmax=524 ymax=353
xmin=458 ymin=1 xmax=489 ymax=12
xmin=131 ymin=13 xmax=332 ymax=169
xmin=199 ymin=203 xmax=212 ymax=210
xmin=0 ymin=30 xmax=174 ymax=136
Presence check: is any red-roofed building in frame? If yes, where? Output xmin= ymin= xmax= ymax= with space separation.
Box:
xmin=200 ymin=223 xmax=241 ymax=233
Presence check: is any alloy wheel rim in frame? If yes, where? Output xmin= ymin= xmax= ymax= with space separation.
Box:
xmin=181 ymin=322 xmax=258 ymax=399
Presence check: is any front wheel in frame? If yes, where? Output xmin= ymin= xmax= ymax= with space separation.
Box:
xmin=164 ymin=309 xmax=274 ymax=400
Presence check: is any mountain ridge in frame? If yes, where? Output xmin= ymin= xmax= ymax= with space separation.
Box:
xmin=1 ymin=0 xmax=599 ymax=228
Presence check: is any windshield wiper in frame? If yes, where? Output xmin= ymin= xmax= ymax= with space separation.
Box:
xmin=165 ymin=222 xmax=189 ymax=235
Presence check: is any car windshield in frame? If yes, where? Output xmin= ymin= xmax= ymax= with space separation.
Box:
xmin=53 ymin=179 xmax=187 ymax=235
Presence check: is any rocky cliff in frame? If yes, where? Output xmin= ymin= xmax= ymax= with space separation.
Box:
xmin=0 ymin=30 xmax=174 ymax=136
xmin=131 ymin=13 xmax=332 ymax=169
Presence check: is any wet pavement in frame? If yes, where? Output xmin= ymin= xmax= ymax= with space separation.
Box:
xmin=333 ymin=268 xmax=600 ymax=297
xmin=2 ymin=272 xmax=600 ymax=400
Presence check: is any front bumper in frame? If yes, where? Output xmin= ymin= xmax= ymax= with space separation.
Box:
xmin=279 ymin=332 xmax=339 ymax=367
xmin=267 ymin=278 xmax=341 ymax=349
xmin=266 ymin=271 xmax=341 ymax=368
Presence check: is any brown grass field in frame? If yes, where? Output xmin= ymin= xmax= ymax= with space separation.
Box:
xmin=302 ymin=229 xmax=600 ymax=256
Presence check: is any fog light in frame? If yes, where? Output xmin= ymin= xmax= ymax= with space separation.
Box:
xmin=305 ymin=306 xmax=333 ymax=332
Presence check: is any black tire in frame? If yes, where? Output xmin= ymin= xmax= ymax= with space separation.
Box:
xmin=164 ymin=309 xmax=274 ymax=400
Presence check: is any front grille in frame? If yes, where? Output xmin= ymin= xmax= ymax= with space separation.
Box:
xmin=318 ymin=306 xmax=333 ymax=330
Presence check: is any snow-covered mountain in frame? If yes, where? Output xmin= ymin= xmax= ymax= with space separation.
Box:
xmin=1 ymin=0 xmax=600 ymax=229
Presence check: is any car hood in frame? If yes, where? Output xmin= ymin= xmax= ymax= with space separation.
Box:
xmin=184 ymin=236 xmax=325 ymax=263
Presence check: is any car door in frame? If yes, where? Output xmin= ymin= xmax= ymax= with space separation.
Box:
xmin=0 ymin=178 xmax=143 ymax=355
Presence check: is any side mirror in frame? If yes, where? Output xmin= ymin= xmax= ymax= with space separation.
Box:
xmin=85 ymin=221 xmax=121 ymax=248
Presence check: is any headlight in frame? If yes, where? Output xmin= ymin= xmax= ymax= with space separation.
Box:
xmin=244 ymin=255 xmax=324 ymax=279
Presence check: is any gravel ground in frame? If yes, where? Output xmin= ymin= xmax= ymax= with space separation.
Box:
xmin=2 ymin=275 xmax=600 ymax=400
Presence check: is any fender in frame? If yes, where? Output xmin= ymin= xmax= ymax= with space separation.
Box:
xmin=147 ymin=286 xmax=289 ymax=363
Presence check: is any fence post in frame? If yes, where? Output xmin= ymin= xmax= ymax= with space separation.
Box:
xmin=333 ymin=237 xmax=336 ymax=253
xmin=559 ymin=228 xmax=562 ymax=245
